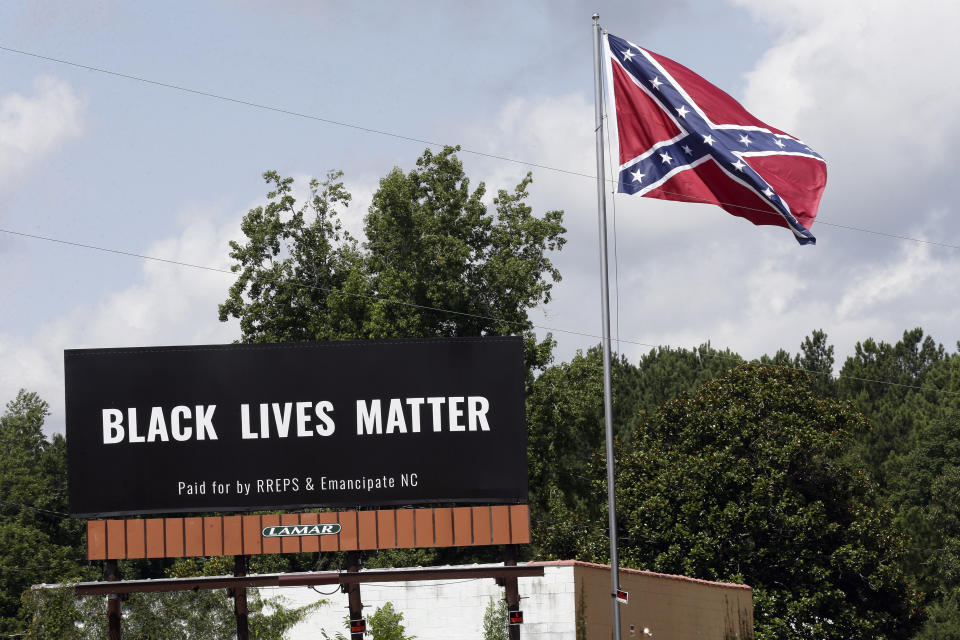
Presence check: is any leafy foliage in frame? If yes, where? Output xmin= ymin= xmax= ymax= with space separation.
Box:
xmin=22 ymin=584 xmax=322 ymax=639
xmin=570 ymin=365 xmax=921 ymax=639
xmin=321 ymin=601 xmax=414 ymax=640
xmin=838 ymin=328 xmax=950 ymax=478
xmin=219 ymin=169 xmax=366 ymax=343
xmin=367 ymin=601 xmax=415 ymax=640
xmin=914 ymin=590 xmax=960 ymax=640
xmin=884 ymin=409 xmax=960 ymax=597
xmin=482 ymin=597 xmax=507 ymax=640
xmin=527 ymin=343 xmax=742 ymax=558
xmin=220 ymin=146 xmax=566 ymax=375
xmin=363 ymin=148 xmax=564 ymax=343
xmin=0 ymin=391 xmax=92 ymax=635
xmin=829 ymin=329 xmax=960 ymax=634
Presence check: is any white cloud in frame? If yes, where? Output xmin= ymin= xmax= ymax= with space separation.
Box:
xmin=0 ymin=206 xmax=240 ymax=433
xmin=837 ymin=241 xmax=942 ymax=319
xmin=0 ymin=76 xmax=85 ymax=193
xmin=459 ymin=16 xmax=960 ymax=373
xmin=734 ymin=1 xmax=960 ymax=228
xmin=0 ymin=177 xmax=393 ymax=433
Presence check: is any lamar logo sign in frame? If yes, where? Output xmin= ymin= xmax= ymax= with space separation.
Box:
xmin=262 ymin=523 xmax=342 ymax=538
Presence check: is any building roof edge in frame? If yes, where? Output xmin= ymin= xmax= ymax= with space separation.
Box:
xmin=528 ymin=560 xmax=752 ymax=591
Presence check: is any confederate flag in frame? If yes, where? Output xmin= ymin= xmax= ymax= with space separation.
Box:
xmin=603 ymin=33 xmax=827 ymax=244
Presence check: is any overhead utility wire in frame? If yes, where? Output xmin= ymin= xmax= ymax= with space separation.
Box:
xmin=0 ymin=226 xmax=599 ymax=342
xmin=0 ymin=498 xmax=69 ymax=517
xmin=648 ymin=188 xmax=960 ymax=251
xmin=2 ymin=225 xmax=957 ymax=398
xmin=0 ymin=45 xmax=589 ymax=182
xmin=0 ymin=44 xmax=955 ymax=252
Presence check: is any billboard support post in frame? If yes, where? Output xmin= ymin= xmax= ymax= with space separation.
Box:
xmin=232 ymin=555 xmax=249 ymax=640
xmin=346 ymin=551 xmax=364 ymax=640
xmin=105 ymin=560 xmax=121 ymax=640
xmin=504 ymin=545 xmax=520 ymax=640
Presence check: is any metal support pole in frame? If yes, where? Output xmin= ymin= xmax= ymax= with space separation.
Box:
xmin=504 ymin=545 xmax=520 ymax=640
xmin=105 ymin=560 xmax=121 ymax=640
xmin=232 ymin=555 xmax=249 ymax=640
xmin=592 ymin=13 xmax=623 ymax=640
xmin=345 ymin=551 xmax=364 ymax=640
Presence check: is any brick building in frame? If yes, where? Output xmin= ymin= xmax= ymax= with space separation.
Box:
xmin=277 ymin=560 xmax=754 ymax=639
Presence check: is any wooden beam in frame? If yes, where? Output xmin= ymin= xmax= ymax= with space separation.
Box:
xmin=71 ymin=565 xmax=545 ymax=596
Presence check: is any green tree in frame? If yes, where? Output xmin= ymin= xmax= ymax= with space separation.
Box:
xmin=833 ymin=329 xmax=960 ymax=637
xmin=0 ymin=390 xmax=91 ymax=635
xmin=364 ymin=149 xmax=564 ymax=342
xmin=914 ymin=590 xmax=960 ymax=640
xmin=218 ymin=169 xmax=366 ymax=343
xmin=795 ymin=329 xmax=836 ymax=396
xmin=22 ymin=585 xmax=322 ymax=640
xmin=882 ymin=405 xmax=960 ymax=638
xmin=322 ymin=601 xmax=414 ymax=640
xmin=367 ymin=601 xmax=414 ymax=640
xmin=527 ymin=343 xmax=742 ymax=559
xmin=482 ymin=597 xmax=507 ymax=640
xmin=525 ymin=348 xmax=637 ymax=521
xmin=574 ymin=365 xmax=921 ymax=639
xmin=884 ymin=409 xmax=960 ymax=596
xmin=838 ymin=328 xmax=950 ymax=478
xmin=220 ymin=146 xmax=566 ymax=375
xmin=632 ymin=343 xmax=743 ymax=417
xmin=758 ymin=330 xmax=835 ymax=397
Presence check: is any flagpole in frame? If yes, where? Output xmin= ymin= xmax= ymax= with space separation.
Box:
xmin=592 ymin=14 xmax=622 ymax=640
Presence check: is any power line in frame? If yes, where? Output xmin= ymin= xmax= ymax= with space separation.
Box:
xmin=0 ymin=226 xmax=599 ymax=341
xmin=2 ymin=225 xmax=958 ymax=397
xmin=650 ymin=188 xmax=960 ymax=251
xmin=0 ymin=44 xmax=591 ymax=182
xmin=0 ymin=43 xmax=957 ymax=252
xmin=0 ymin=498 xmax=69 ymax=518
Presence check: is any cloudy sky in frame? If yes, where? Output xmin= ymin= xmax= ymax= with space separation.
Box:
xmin=1 ymin=1 xmax=957 ymax=432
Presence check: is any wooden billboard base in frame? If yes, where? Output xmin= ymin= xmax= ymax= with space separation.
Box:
xmin=81 ymin=506 xmax=532 ymax=638
xmin=66 ymin=557 xmax=541 ymax=640
xmin=87 ymin=505 xmax=530 ymax=560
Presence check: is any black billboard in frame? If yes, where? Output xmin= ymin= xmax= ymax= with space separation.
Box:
xmin=64 ymin=337 xmax=527 ymax=517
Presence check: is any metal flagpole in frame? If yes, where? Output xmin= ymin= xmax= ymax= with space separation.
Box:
xmin=592 ymin=13 xmax=622 ymax=640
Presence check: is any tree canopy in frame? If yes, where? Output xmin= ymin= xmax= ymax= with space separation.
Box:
xmin=219 ymin=146 xmax=566 ymax=373
xmin=0 ymin=390 xmax=91 ymax=635
xmin=525 ymin=341 xmax=744 ymax=551
xmin=573 ymin=364 xmax=921 ymax=639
